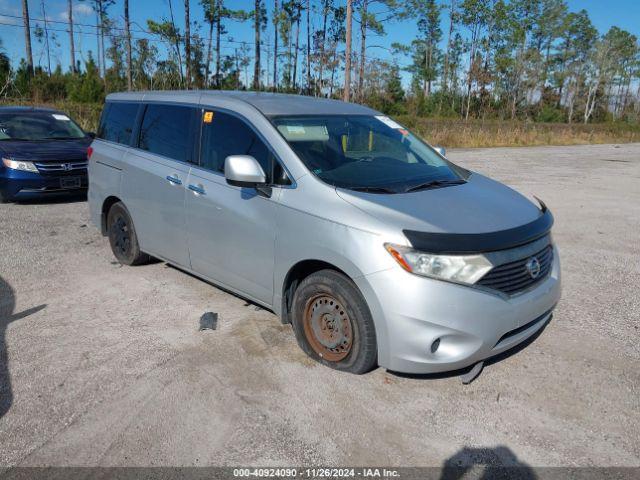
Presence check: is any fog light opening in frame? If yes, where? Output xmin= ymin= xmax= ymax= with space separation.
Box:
xmin=430 ymin=338 xmax=441 ymax=354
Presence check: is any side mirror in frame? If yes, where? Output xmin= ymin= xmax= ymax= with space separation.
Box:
xmin=86 ymin=131 xmax=96 ymax=139
xmin=224 ymin=155 xmax=267 ymax=188
xmin=434 ymin=146 xmax=446 ymax=158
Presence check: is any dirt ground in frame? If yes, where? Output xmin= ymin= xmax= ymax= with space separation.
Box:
xmin=0 ymin=143 xmax=638 ymax=469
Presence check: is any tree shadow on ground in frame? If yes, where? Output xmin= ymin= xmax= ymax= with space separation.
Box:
xmin=440 ymin=446 xmax=536 ymax=479
xmin=0 ymin=275 xmax=46 ymax=418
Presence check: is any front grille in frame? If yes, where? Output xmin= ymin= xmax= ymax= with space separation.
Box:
xmin=34 ymin=161 xmax=88 ymax=175
xmin=477 ymin=245 xmax=553 ymax=296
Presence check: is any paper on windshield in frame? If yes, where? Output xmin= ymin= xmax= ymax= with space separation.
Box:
xmin=375 ymin=115 xmax=403 ymax=130
xmin=52 ymin=114 xmax=71 ymax=121
xmin=277 ymin=124 xmax=329 ymax=142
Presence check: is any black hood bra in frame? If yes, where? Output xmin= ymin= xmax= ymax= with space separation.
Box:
xmin=403 ymin=199 xmax=553 ymax=254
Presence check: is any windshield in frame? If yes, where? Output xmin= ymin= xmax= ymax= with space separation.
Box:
xmin=271 ymin=115 xmax=466 ymax=193
xmin=0 ymin=112 xmax=86 ymax=141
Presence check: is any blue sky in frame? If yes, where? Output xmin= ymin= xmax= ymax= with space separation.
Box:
xmin=0 ymin=0 xmax=638 ymax=84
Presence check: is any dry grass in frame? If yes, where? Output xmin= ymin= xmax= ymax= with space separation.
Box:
xmin=2 ymin=99 xmax=639 ymax=148
xmin=397 ymin=116 xmax=640 ymax=148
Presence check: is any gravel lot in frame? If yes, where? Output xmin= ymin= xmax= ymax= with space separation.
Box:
xmin=0 ymin=143 xmax=639 ymax=469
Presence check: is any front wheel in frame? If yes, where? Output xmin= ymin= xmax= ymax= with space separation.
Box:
xmin=106 ymin=202 xmax=150 ymax=266
xmin=0 ymin=190 xmax=10 ymax=204
xmin=291 ymin=269 xmax=377 ymax=374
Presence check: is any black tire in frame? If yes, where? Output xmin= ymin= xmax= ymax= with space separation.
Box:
xmin=0 ymin=190 xmax=10 ymax=204
xmin=291 ymin=269 xmax=377 ymax=374
xmin=106 ymin=202 xmax=150 ymax=266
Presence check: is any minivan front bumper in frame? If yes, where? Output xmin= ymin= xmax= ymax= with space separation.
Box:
xmin=356 ymin=245 xmax=561 ymax=374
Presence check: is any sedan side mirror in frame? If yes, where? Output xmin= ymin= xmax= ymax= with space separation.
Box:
xmin=434 ymin=146 xmax=446 ymax=158
xmin=224 ymin=155 xmax=267 ymax=188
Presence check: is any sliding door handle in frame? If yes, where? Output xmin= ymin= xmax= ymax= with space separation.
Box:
xmin=188 ymin=184 xmax=206 ymax=195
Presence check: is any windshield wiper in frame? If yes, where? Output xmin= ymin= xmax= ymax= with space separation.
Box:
xmin=404 ymin=179 xmax=466 ymax=193
xmin=0 ymin=137 xmax=30 ymax=141
xmin=348 ymin=185 xmax=398 ymax=194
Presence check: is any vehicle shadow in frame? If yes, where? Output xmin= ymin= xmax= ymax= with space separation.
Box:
xmin=440 ymin=446 xmax=536 ymax=479
xmin=388 ymin=317 xmax=551 ymax=381
xmin=164 ymin=263 xmax=273 ymax=313
xmin=12 ymin=192 xmax=87 ymax=205
xmin=0 ymin=275 xmax=46 ymax=418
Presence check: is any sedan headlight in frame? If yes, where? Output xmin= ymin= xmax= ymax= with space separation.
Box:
xmin=384 ymin=243 xmax=493 ymax=285
xmin=2 ymin=158 xmax=38 ymax=173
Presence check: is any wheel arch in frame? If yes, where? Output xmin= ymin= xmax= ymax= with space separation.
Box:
xmin=280 ymin=259 xmax=350 ymax=326
xmin=101 ymin=195 xmax=122 ymax=235
xmin=278 ymin=256 xmax=390 ymax=367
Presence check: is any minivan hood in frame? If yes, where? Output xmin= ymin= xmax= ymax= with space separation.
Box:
xmin=335 ymin=173 xmax=543 ymax=235
xmin=0 ymin=138 xmax=91 ymax=162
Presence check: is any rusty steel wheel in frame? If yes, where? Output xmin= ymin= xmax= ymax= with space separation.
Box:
xmin=302 ymin=294 xmax=353 ymax=362
xmin=292 ymin=269 xmax=378 ymax=374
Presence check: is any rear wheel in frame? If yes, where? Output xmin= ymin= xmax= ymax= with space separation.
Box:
xmin=291 ymin=269 xmax=377 ymax=374
xmin=106 ymin=202 xmax=150 ymax=266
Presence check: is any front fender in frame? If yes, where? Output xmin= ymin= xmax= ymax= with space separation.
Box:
xmin=273 ymin=206 xmax=395 ymax=368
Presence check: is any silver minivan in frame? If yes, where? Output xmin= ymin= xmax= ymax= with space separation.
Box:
xmin=88 ymin=91 xmax=561 ymax=375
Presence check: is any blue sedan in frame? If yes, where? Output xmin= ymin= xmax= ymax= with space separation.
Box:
xmin=0 ymin=107 xmax=93 ymax=203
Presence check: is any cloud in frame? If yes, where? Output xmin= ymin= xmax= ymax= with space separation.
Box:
xmin=74 ymin=3 xmax=94 ymax=16
xmin=53 ymin=2 xmax=93 ymax=22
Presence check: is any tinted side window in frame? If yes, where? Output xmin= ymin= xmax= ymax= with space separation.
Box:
xmin=139 ymin=104 xmax=193 ymax=162
xmin=200 ymin=110 xmax=289 ymax=184
xmin=97 ymin=102 xmax=139 ymax=144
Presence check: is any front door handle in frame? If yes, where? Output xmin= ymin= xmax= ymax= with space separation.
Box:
xmin=188 ymin=184 xmax=206 ymax=195
xmin=166 ymin=175 xmax=182 ymax=185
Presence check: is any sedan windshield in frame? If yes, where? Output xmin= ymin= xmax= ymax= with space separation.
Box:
xmin=271 ymin=115 xmax=466 ymax=193
xmin=0 ymin=112 xmax=86 ymax=141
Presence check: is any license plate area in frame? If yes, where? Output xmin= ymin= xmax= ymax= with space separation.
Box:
xmin=60 ymin=177 xmax=82 ymax=189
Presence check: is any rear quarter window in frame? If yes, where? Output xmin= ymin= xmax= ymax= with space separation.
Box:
xmin=97 ymin=102 xmax=139 ymax=145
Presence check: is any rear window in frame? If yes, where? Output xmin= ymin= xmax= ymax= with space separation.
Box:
xmin=138 ymin=104 xmax=193 ymax=163
xmin=97 ymin=102 xmax=139 ymax=144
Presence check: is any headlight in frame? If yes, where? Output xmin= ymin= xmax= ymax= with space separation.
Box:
xmin=2 ymin=158 xmax=38 ymax=173
xmin=384 ymin=243 xmax=493 ymax=285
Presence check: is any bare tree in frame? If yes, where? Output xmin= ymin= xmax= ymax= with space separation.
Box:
xmin=316 ymin=0 xmax=330 ymax=96
xmin=306 ymin=0 xmax=311 ymax=93
xmin=441 ymin=0 xmax=456 ymax=93
xmin=358 ymin=0 xmax=368 ymax=100
xmin=273 ymin=0 xmax=279 ymax=89
xmin=21 ymin=0 xmax=34 ymax=76
xmin=292 ymin=2 xmax=301 ymax=90
xmin=68 ymin=0 xmax=76 ymax=73
xmin=125 ymin=0 xmax=133 ymax=89
xmin=168 ymin=0 xmax=185 ymax=85
xmin=253 ymin=0 xmax=261 ymax=89
xmin=343 ymin=0 xmax=353 ymax=101
xmin=215 ymin=0 xmax=222 ymax=86
xmin=185 ymin=0 xmax=191 ymax=88
xmin=203 ymin=1 xmax=213 ymax=86
xmin=98 ymin=0 xmax=107 ymax=81
xmin=94 ymin=1 xmax=101 ymax=77
xmin=40 ymin=0 xmax=51 ymax=76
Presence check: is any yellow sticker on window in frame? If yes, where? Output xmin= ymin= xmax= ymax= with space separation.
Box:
xmin=203 ymin=111 xmax=214 ymax=123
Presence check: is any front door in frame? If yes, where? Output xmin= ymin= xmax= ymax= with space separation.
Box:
xmin=185 ymin=110 xmax=282 ymax=305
